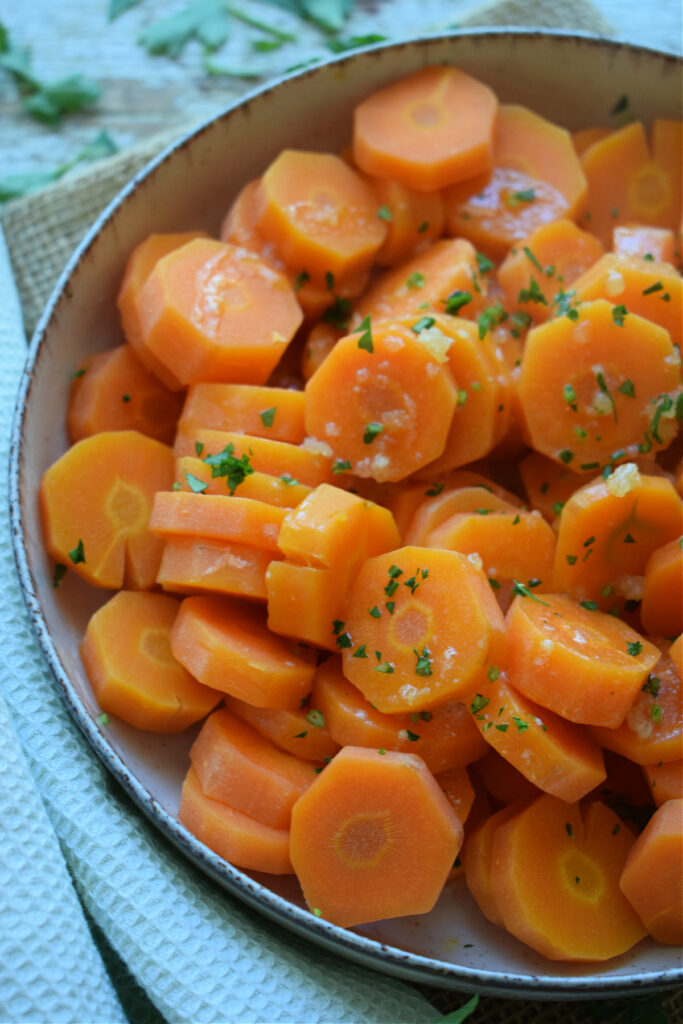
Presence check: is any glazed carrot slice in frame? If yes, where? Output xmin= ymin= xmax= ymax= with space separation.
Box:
xmin=436 ymin=767 xmax=476 ymax=827
xmin=301 ymin=322 xmax=341 ymax=381
xmin=80 ymin=591 xmax=222 ymax=732
xmin=254 ymin=150 xmax=386 ymax=285
xmin=408 ymin=315 xmax=511 ymax=476
xmin=393 ymin=470 xmax=521 ymax=543
xmin=472 ymin=749 xmax=539 ymax=806
xmin=266 ymin=561 xmax=351 ymax=651
xmin=463 ymin=801 xmax=529 ymax=926
xmin=506 ymin=592 xmax=660 ymax=728
xmin=219 ymin=179 xmax=285 ymax=269
xmin=572 ymin=126 xmax=610 ymax=156
xmin=352 ymin=65 xmax=497 ymax=192
xmin=496 ymin=219 xmax=604 ymax=325
xmin=468 ymin=670 xmax=606 ymax=802
xmin=651 ymin=118 xmax=683 ymax=238
xmin=149 ymin=490 xmax=285 ymax=551
xmin=312 ymin=656 xmax=488 ymax=773
xmin=425 ymin=509 xmax=557 ymax=593
xmin=581 ymin=121 xmax=682 ymax=246
xmin=117 ymin=230 xmax=208 ymax=390
xmin=136 ymin=238 xmax=303 ymax=386
xmin=179 ymin=765 xmax=293 ymax=874
xmin=174 ymin=429 xmax=334 ymax=488
xmin=518 ymin=451 xmax=585 ymax=523
xmin=643 ymin=760 xmax=683 ymax=806
xmin=491 ymin=795 xmax=647 ymax=961
xmin=289 ymin=746 xmax=464 ymax=926
xmin=363 ymin=173 xmax=445 ymax=266
xmin=353 ymin=238 xmax=488 ymax=324
xmin=173 ymin=455 xmax=312 ymax=507
xmin=571 ymin=252 xmax=682 ymax=349
xmin=444 ymin=104 xmax=587 ymax=258
xmin=170 ymin=594 xmax=315 ymax=708
xmin=189 ymin=709 xmax=317 ymax=829
xmin=518 ymin=300 xmax=682 ymax=473
xmin=619 ymin=798 xmax=683 ymax=944
xmin=640 ymin=537 xmax=683 ymax=638
xmin=40 ymin=430 xmax=173 ymax=590
xmin=178 ymin=383 xmax=305 ymax=444
xmin=590 ymin=646 xmax=682 ymax=766
xmin=304 ymin=317 xmax=458 ymax=483
xmin=341 ymin=545 xmax=506 ymax=714
xmin=156 ymin=536 xmax=276 ymax=600
xmin=552 ymin=467 xmax=683 ymax=612
xmin=612 ymin=224 xmax=676 ymax=264
xmin=404 ymin=484 xmax=518 ymax=546
xmin=67 ymin=344 xmax=184 ymax=445
xmin=223 ymin=693 xmax=341 ymax=763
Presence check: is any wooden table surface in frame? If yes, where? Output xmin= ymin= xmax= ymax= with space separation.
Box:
xmin=2 ymin=0 xmax=681 ymax=185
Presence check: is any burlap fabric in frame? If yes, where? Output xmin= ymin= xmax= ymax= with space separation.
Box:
xmin=2 ymin=5 xmax=681 ymax=1021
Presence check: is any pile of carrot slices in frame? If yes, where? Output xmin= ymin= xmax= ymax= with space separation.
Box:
xmin=40 ymin=64 xmax=683 ymax=962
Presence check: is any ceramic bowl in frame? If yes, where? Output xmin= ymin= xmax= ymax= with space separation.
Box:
xmin=10 ymin=29 xmax=683 ymax=999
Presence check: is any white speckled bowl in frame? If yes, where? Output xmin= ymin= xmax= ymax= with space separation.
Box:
xmin=10 ymin=29 xmax=683 ymax=999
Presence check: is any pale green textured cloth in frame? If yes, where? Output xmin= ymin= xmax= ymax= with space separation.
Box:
xmin=0 ymin=228 xmax=440 ymax=1024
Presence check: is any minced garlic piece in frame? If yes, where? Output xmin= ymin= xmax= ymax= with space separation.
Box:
xmin=414 ymin=325 xmax=453 ymax=364
xmin=300 ymin=437 xmax=333 ymax=457
xmin=606 ymin=462 xmax=641 ymax=497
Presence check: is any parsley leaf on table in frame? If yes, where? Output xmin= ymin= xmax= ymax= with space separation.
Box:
xmin=138 ymin=0 xmax=231 ymax=57
xmin=0 ymin=130 xmax=118 ymax=203
xmin=109 ymin=0 xmax=145 ymax=20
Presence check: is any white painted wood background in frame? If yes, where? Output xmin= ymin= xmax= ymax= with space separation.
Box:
xmin=1 ymin=0 xmax=681 ymax=180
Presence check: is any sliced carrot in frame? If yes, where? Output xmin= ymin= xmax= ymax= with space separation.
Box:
xmin=173 ymin=455 xmax=312 ymax=507
xmin=117 ymin=230 xmax=208 ymax=390
xmin=174 ymin=429 xmax=334 ymax=488
xmin=408 ymin=316 xmax=511 ymax=476
xmin=289 ymin=746 xmax=463 ymax=926
xmin=467 ymin=670 xmax=606 ymax=802
xmin=640 ymin=536 xmax=683 ymax=638
xmin=80 ymin=591 xmax=222 ymax=732
xmin=425 ymin=509 xmax=557 ymax=593
xmin=404 ymin=484 xmax=518 ymax=546
xmin=497 ymin=219 xmax=604 ymax=325
xmin=651 ymin=118 xmax=683 ymax=247
xmin=219 ymin=178 xmax=285 ymax=270
xmin=178 ymin=383 xmax=305 ymax=444
xmin=149 ymin=490 xmax=285 ymax=551
xmin=179 ymin=765 xmax=293 ymax=874
xmin=223 ymin=693 xmax=341 ymax=763
xmin=436 ymin=767 xmax=475 ymax=826
xmin=572 ymin=252 xmax=682 ymax=349
xmin=67 ymin=344 xmax=184 ymax=445
xmin=518 ymin=300 xmax=682 ymax=474
xmin=189 ymin=709 xmax=317 ymax=829
xmin=552 ymin=467 xmax=683 ymax=612
xmin=363 ymin=173 xmax=445 ymax=266
xmin=518 ymin=451 xmax=585 ymax=523
xmin=580 ymin=121 xmax=681 ymax=247
xmin=590 ymin=646 xmax=682 ymax=766
xmin=612 ymin=224 xmax=676 ymax=264
xmin=472 ymin=749 xmax=541 ymax=807
xmin=170 ymin=594 xmax=315 ymax=709
xmin=491 ymin=795 xmax=647 ymax=961
xmin=643 ymin=760 xmax=683 ymax=806
xmin=463 ymin=801 xmax=529 ymax=926
xmin=506 ymin=592 xmax=660 ymax=728
xmin=254 ymin=150 xmax=386 ymax=285
xmin=136 ymin=238 xmax=303 ymax=386
xmin=619 ymin=798 xmax=683 ymax=944
xmin=353 ymin=238 xmax=488 ymax=324
xmin=352 ymin=65 xmax=497 ymax=192
xmin=158 ymin=534 xmax=277 ymax=600
xmin=572 ymin=126 xmax=610 ymax=156
xmin=266 ymin=561 xmax=349 ymax=651
xmin=304 ymin=317 xmax=458 ymax=483
xmin=394 ymin=470 xmax=520 ymax=544
xmin=300 ymin=322 xmax=341 ymax=381
xmin=312 ymin=656 xmax=488 ymax=773
xmin=340 ymin=545 xmax=506 ymax=713
xmin=40 ymin=430 xmax=173 ymax=590
xmin=444 ymin=104 xmax=587 ymax=258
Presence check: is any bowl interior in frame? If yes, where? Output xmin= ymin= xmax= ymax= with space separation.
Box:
xmin=11 ymin=30 xmax=683 ymax=998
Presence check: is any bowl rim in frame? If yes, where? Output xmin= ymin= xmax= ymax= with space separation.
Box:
xmin=9 ymin=27 xmax=683 ymax=999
